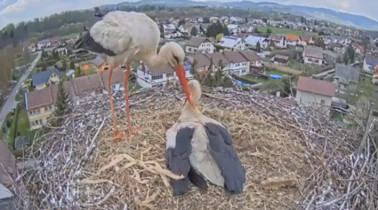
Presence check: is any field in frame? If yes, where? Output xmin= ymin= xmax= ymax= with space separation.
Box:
xmin=257 ymin=26 xmax=317 ymax=35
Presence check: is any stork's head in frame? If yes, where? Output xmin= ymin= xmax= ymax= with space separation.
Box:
xmin=188 ymin=79 xmax=202 ymax=104
xmin=160 ymin=42 xmax=193 ymax=106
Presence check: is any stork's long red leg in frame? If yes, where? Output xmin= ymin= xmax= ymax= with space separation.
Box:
xmin=123 ymin=65 xmax=138 ymax=137
xmin=108 ymin=67 xmax=123 ymax=141
xmin=124 ymin=66 xmax=131 ymax=129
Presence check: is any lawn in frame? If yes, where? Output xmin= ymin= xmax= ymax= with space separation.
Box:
xmin=242 ymin=75 xmax=267 ymax=83
xmin=257 ymin=26 xmax=317 ymax=35
xmin=288 ymin=60 xmax=324 ymax=76
xmin=337 ymin=75 xmax=378 ymax=107
xmin=16 ymin=109 xmax=35 ymax=141
xmin=15 ymin=89 xmax=24 ymax=102
xmin=15 ymin=53 xmax=38 ymax=67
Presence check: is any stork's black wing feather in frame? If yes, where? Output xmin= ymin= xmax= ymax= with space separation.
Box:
xmin=73 ymin=32 xmax=116 ymax=56
xmin=204 ymin=123 xmax=245 ymax=194
xmin=166 ymin=127 xmax=194 ymax=196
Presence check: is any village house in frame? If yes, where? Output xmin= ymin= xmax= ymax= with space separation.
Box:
xmin=218 ymin=36 xmax=246 ymax=51
xmin=351 ymin=42 xmax=365 ymax=55
xmin=334 ymin=64 xmax=360 ymax=91
xmin=0 ymin=140 xmax=24 ymax=201
xmin=188 ymin=53 xmax=212 ymax=74
xmin=299 ymin=34 xmax=314 ymax=46
xmin=136 ymin=60 xmax=192 ymax=88
xmin=273 ymin=55 xmax=289 ymax=65
xmin=285 ymin=34 xmax=300 ymax=46
xmin=363 ymin=55 xmax=378 ymax=73
xmin=296 ymin=76 xmax=336 ymax=115
xmin=373 ymin=66 xmax=378 ymax=85
xmin=26 ymin=69 xmax=124 ymax=130
xmin=266 ymin=34 xmax=287 ymax=48
xmin=26 ymin=82 xmax=71 ymax=130
xmin=239 ymin=50 xmax=263 ymax=72
xmin=303 ymin=45 xmax=323 ymax=65
xmin=190 ymin=51 xmax=262 ymax=76
xmin=185 ymin=37 xmax=216 ymax=54
xmin=244 ymin=35 xmax=267 ymax=50
xmin=221 ymin=51 xmax=250 ymax=76
xmin=227 ymin=24 xmax=241 ymax=35
xmin=31 ymin=66 xmax=62 ymax=90
xmin=90 ymin=55 xmax=109 ymax=72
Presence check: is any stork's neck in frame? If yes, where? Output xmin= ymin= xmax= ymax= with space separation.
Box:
xmin=144 ymin=53 xmax=166 ymax=69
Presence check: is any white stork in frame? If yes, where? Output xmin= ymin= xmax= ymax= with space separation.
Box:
xmin=74 ymin=11 xmax=193 ymax=141
xmin=166 ymin=80 xmax=245 ymax=196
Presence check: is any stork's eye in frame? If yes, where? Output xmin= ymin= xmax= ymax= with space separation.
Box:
xmin=173 ymin=55 xmax=179 ymax=64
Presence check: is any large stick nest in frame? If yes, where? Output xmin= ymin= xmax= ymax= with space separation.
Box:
xmin=16 ymin=86 xmax=378 ymax=209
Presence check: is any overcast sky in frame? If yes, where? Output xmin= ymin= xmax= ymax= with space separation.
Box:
xmin=0 ymin=0 xmax=377 ymax=28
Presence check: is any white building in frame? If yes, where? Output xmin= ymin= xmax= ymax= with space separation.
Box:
xmin=218 ymin=36 xmax=246 ymax=51
xmin=303 ymin=45 xmax=323 ymax=65
xmin=185 ymin=37 xmax=216 ymax=54
xmin=244 ymin=35 xmax=267 ymax=49
xmin=266 ymin=34 xmax=287 ymax=48
xmin=227 ymin=24 xmax=241 ymax=35
xmin=136 ymin=60 xmax=193 ymax=88
xmin=296 ymin=76 xmax=336 ymax=115
xmin=363 ymin=55 xmax=378 ymax=73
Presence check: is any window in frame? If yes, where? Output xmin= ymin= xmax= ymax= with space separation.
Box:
xmin=320 ymin=99 xmax=325 ymax=105
xmin=152 ymin=75 xmax=163 ymax=80
xmin=242 ymin=69 xmax=246 ymax=73
xmin=166 ymin=73 xmax=174 ymax=78
xmin=194 ymin=49 xmax=197 ymax=52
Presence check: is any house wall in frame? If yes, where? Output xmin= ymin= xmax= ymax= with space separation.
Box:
xmin=304 ymin=56 xmax=323 ymax=65
xmin=97 ymin=62 xmax=109 ymax=72
xmin=28 ymin=105 xmax=55 ymax=130
xmin=224 ymin=61 xmax=250 ymax=76
xmin=363 ymin=59 xmax=373 ymax=73
xmin=198 ymin=42 xmax=215 ymax=53
xmin=234 ymin=41 xmax=246 ymax=51
xmin=136 ymin=69 xmax=193 ymax=89
xmin=48 ymin=74 xmax=60 ymax=84
xmin=81 ymin=63 xmax=89 ymax=71
xmin=295 ymin=90 xmax=332 ymax=115
xmin=35 ymin=84 xmax=47 ymax=90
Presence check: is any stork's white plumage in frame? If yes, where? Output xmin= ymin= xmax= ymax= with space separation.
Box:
xmin=166 ymin=80 xmax=245 ymax=196
xmin=75 ymin=11 xmax=193 ymax=141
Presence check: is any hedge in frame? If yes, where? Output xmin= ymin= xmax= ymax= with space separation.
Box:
xmin=9 ymin=104 xmax=20 ymax=151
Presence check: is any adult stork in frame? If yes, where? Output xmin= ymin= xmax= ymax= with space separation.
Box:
xmin=74 ymin=11 xmax=193 ymax=141
xmin=166 ymin=80 xmax=245 ymax=196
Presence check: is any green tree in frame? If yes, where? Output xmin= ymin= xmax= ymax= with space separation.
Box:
xmin=190 ymin=27 xmax=198 ymax=37
xmin=253 ymin=27 xmax=259 ymax=34
xmin=41 ymin=63 xmax=47 ymax=71
xmin=178 ymin=19 xmax=186 ymax=26
xmin=75 ymin=66 xmax=81 ymax=77
xmin=54 ymin=81 xmax=70 ymax=125
xmin=266 ymin=28 xmax=272 ymax=34
xmin=61 ymin=60 xmax=67 ymax=71
xmin=69 ymin=61 xmax=75 ymax=69
xmin=223 ymin=25 xmax=230 ymax=36
xmin=362 ymin=36 xmax=370 ymax=62
xmin=159 ymin=23 xmax=165 ymax=38
xmin=190 ymin=60 xmax=199 ymax=80
xmin=343 ymin=51 xmax=350 ymax=64
xmin=203 ymin=17 xmax=210 ymax=23
xmin=347 ymin=44 xmax=355 ymax=64
xmin=256 ymin=41 xmax=261 ymax=52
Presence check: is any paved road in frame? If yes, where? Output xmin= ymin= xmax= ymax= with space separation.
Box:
xmin=0 ymin=51 xmax=41 ymax=128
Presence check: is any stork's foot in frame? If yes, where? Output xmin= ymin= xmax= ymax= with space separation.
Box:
xmin=108 ymin=130 xmax=123 ymax=142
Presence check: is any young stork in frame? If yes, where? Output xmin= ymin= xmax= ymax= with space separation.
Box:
xmin=166 ymin=80 xmax=245 ymax=196
xmin=74 ymin=11 xmax=193 ymax=141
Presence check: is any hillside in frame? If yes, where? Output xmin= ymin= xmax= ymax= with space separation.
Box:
xmin=16 ymin=87 xmax=378 ymax=209
xmin=118 ymin=0 xmax=378 ymax=30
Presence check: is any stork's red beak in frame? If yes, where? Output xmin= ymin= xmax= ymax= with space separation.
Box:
xmin=174 ymin=64 xmax=193 ymax=106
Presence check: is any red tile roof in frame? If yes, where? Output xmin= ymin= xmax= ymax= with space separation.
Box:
xmin=297 ymin=76 xmax=336 ymax=97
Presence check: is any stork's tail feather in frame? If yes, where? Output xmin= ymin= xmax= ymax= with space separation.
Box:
xmin=188 ymin=167 xmax=208 ymax=189
xmin=73 ymin=32 xmax=90 ymax=50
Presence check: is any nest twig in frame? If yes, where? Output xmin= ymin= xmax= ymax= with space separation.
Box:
xmin=14 ymin=86 xmax=377 ymax=210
